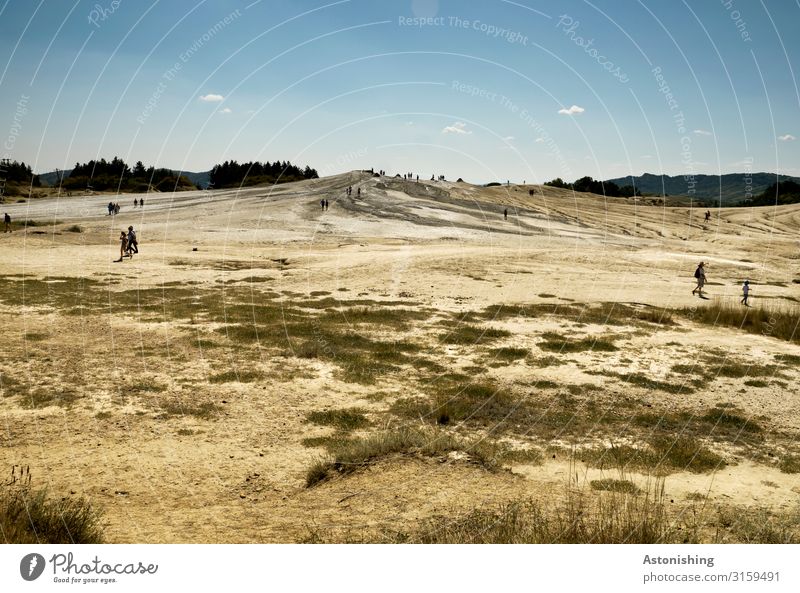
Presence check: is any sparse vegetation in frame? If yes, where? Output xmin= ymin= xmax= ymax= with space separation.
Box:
xmin=208 ymin=370 xmax=262 ymax=383
xmin=582 ymin=436 xmax=725 ymax=475
xmin=779 ymin=455 xmax=800 ymax=474
xmin=679 ymin=301 xmax=800 ymax=343
xmin=539 ymin=332 xmax=618 ymax=353
xmin=305 ymin=427 xmax=501 ymax=487
xmin=590 ymin=479 xmax=641 ymax=494
xmin=306 ymin=408 xmax=370 ymax=431
xmin=400 ymin=480 xmax=676 ymax=543
xmin=1 ymin=466 xmax=103 ymax=544
xmin=159 ymin=401 xmax=219 ymax=420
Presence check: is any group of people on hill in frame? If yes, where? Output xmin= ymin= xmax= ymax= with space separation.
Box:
xmin=107 ymin=202 xmax=121 ymax=215
xmin=115 ymin=225 xmax=139 ymax=262
xmin=319 ymin=199 xmax=329 ymax=211
xmin=402 ymin=173 xmax=418 ymax=182
xmin=133 ymin=197 xmax=145 ymax=208
xmin=692 ymin=261 xmax=751 ymax=306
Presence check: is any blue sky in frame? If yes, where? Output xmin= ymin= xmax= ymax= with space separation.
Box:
xmin=1 ymin=0 xmax=798 ymax=182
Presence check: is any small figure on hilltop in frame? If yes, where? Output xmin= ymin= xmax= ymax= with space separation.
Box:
xmin=140 ymin=197 xmax=145 ymax=207
xmin=692 ymin=261 xmax=706 ymax=296
xmin=324 ymin=199 xmax=329 ymax=210
xmin=134 ymin=197 xmax=139 ymax=208
xmin=741 ymin=280 xmax=750 ymax=306
xmin=504 ymin=208 xmax=508 ymax=220
xmin=320 ymin=199 xmax=325 ymax=211
xmin=357 ymin=187 xmax=361 ymax=197
xmin=4 ymin=212 xmax=11 ymax=232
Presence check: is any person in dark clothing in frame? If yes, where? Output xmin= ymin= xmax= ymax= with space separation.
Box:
xmin=504 ymin=208 xmax=508 ymax=220
xmin=4 ymin=212 xmax=11 ymax=232
xmin=127 ymin=226 xmax=138 ymax=255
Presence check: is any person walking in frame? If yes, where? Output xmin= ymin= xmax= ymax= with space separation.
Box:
xmin=741 ymin=280 xmax=750 ymax=306
xmin=3 ymin=212 xmax=11 ymax=232
xmin=134 ymin=198 xmax=139 ymax=208
xmin=692 ymin=261 xmax=706 ymax=296
xmin=127 ymin=225 xmax=138 ymax=255
xmin=115 ymin=231 xmax=128 ymax=262
xmin=504 ymin=208 xmax=508 ymax=221
xmin=139 ymin=197 xmax=144 ymax=207
xmin=320 ymin=199 xmax=325 ymax=211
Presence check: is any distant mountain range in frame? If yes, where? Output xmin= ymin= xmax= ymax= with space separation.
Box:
xmin=606 ymin=172 xmax=800 ymax=205
xmin=37 ymin=169 xmax=211 ymax=189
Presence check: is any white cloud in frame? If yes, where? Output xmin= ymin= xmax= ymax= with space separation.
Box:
xmin=693 ymin=129 xmax=712 ymax=136
xmin=219 ymin=107 xmax=232 ymax=114
xmin=535 ymin=137 xmax=545 ymax=143
xmin=199 ymin=94 xmax=225 ymax=102
xmin=557 ymin=105 xmax=584 ymax=115
xmin=405 ymin=121 xmax=414 ymax=126
xmin=778 ymin=133 xmax=796 ymax=141
xmin=640 ymin=154 xmax=654 ymax=159
xmin=503 ymin=136 xmax=514 ymax=142
xmin=442 ymin=121 xmax=471 ymax=135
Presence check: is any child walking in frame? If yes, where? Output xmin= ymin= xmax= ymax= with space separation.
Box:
xmin=741 ymin=280 xmax=750 ymax=306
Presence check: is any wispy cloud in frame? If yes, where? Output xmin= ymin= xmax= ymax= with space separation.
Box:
xmin=503 ymin=136 xmax=514 ymax=142
xmin=199 ymin=93 xmax=224 ymax=102
xmin=557 ymin=105 xmax=584 ymax=115
xmin=640 ymin=154 xmax=654 ymax=159
xmin=534 ymin=137 xmax=546 ymax=143
xmin=693 ymin=129 xmax=712 ymax=136
xmin=778 ymin=133 xmax=796 ymax=141
xmin=442 ymin=121 xmax=471 ymax=135
xmin=219 ymin=107 xmax=232 ymax=114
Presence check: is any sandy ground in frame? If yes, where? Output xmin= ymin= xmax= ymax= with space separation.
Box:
xmin=1 ymin=172 xmax=798 ymax=542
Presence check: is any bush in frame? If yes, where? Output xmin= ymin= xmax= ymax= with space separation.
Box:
xmin=1 ymin=467 xmax=103 ymax=543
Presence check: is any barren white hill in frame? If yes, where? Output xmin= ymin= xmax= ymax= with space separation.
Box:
xmin=1 ymin=171 xmax=798 ymax=543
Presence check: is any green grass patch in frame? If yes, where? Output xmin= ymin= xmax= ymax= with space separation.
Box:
xmin=539 ymin=332 xmax=618 ymax=353
xmin=582 ymin=436 xmax=724 ymax=475
xmin=779 ymin=455 xmax=800 ymax=474
xmin=159 ymin=401 xmax=219 ymax=420
xmin=305 ymin=427 xmax=502 ymax=486
xmin=774 ymin=353 xmax=800 ymax=365
xmin=678 ymin=301 xmax=800 ymax=343
xmin=305 ymin=408 xmax=370 ymax=431
xmin=1 ymin=468 xmax=103 ymax=543
xmin=208 ymin=370 xmax=262 ymax=383
xmin=489 ymin=347 xmax=529 ymax=361
xmin=19 ymin=388 xmax=79 ymax=409
xmin=590 ymin=479 xmax=641 ymax=494
xmin=439 ymin=323 xmax=511 ymax=346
